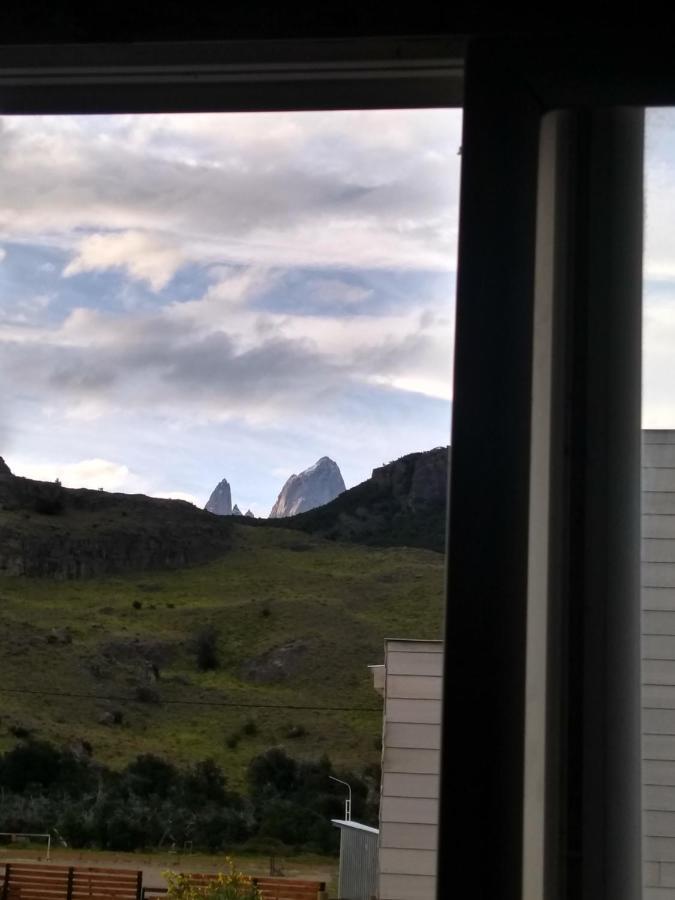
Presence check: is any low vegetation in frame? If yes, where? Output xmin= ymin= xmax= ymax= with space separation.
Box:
xmin=0 ymin=741 xmax=376 ymax=855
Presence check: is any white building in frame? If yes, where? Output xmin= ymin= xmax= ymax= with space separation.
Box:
xmin=373 ymin=640 xmax=442 ymax=900
xmin=369 ymin=431 xmax=675 ymax=899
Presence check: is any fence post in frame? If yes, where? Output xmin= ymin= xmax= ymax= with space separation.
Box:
xmin=66 ymin=867 xmax=74 ymax=900
xmin=2 ymin=864 xmax=11 ymax=900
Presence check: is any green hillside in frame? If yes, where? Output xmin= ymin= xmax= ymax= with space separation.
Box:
xmin=0 ymin=524 xmax=444 ymax=787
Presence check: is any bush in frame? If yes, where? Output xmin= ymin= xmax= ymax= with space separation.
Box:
xmin=134 ymin=685 xmax=160 ymax=704
xmin=165 ymin=860 xmax=261 ymax=900
xmin=194 ymin=625 xmax=219 ymax=671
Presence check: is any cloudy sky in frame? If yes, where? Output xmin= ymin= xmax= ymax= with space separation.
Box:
xmin=644 ymin=109 xmax=675 ymax=428
xmin=0 ymin=110 xmax=461 ymax=514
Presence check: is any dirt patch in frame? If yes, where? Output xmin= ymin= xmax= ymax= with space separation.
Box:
xmin=240 ymin=639 xmax=309 ymax=684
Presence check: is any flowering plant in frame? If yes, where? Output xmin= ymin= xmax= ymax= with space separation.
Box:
xmin=164 ymin=859 xmax=261 ymax=900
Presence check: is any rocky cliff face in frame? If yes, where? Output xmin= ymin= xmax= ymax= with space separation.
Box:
xmin=0 ymin=468 xmax=232 ymax=579
xmin=204 ymin=478 xmax=232 ymax=516
xmin=370 ymin=446 xmax=448 ymax=514
xmin=268 ymin=457 xmax=346 ymax=518
xmin=268 ymin=447 xmax=449 ymax=552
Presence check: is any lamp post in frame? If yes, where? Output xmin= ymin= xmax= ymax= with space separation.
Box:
xmin=329 ymin=775 xmax=352 ymax=821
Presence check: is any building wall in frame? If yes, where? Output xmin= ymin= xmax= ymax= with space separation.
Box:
xmin=644 ymin=430 xmax=675 ymax=897
xmin=334 ymin=821 xmax=379 ymax=900
xmin=378 ymin=640 xmax=442 ymax=900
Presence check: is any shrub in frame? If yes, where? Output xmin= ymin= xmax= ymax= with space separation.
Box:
xmin=134 ymin=685 xmax=160 ymax=704
xmin=164 ymin=860 xmax=261 ymax=900
xmin=241 ymin=719 xmax=258 ymax=737
xmin=194 ymin=625 xmax=219 ymax=671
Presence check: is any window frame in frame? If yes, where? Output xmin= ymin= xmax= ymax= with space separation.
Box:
xmin=0 ymin=31 xmax=661 ymax=900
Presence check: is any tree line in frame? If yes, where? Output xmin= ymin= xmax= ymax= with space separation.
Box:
xmin=0 ymin=741 xmax=380 ymax=854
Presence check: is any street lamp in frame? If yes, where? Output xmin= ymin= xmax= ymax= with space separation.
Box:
xmin=329 ymin=775 xmax=352 ymax=821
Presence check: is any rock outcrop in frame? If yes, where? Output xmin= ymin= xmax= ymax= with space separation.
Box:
xmin=205 ymin=478 xmax=232 ymax=516
xmin=245 ymin=509 xmax=255 ymax=518
xmin=0 ymin=457 xmax=11 ymax=476
xmin=232 ymin=504 xmax=243 ymax=516
xmin=267 ymin=447 xmax=449 ymax=553
xmin=269 ymin=457 xmax=345 ymax=518
xmin=0 ymin=469 xmax=232 ymax=579
xmin=240 ymin=639 xmax=309 ymax=684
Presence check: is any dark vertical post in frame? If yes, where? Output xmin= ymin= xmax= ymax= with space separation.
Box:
xmin=555 ymin=108 xmax=644 ymax=900
xmin=66 ymin=867 xmax=74 ymax=900
xmin=438 ymin=41 xmax=542 ymax=900
xmin=2 ymin=864 xmax=10 ymax=900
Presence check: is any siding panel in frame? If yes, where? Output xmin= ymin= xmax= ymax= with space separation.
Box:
xmin=385 ymin=722 xmax=441 ymax=750
xmin=379 ymin=849 xmax=436 ymax=876
xmin=380 ymin=796 xmax=439 ymax=825
xmin=645 ymin=589 xmax=675 ymax=611
xmin=645 ymin=567 xmax=675 ymax=590
xmin=645 ymin=541 xmax=675 ymax=564
xmin=382 ymin=747 xmax=440 ymax=775
xmin=379 ymin=873 xmax=436 ymax=900
xmin=382 ymin=773 xmax=440 ymax=799
xmin=644 ymin=513 xmax=675 ymax=535
xmin=645 ymin=661 xmax=675 ymax=686
xmin=644 ymin=685 xmax=675 ymax=709
xmin=386 ymin=698 xmax=442 ymax=725
xmin=379 ymin=823 xmax=438 ymax=850
xmin=644 ymin=469 xmax=675 ymax=492
xmin=645 ymin=637 xmax=675 ymax=661
xmin=386 ymin=674 xmax=443 ymax=700
xmin=644 ymin=760 xmax=675 ymax=786
xmin=387 ymin=651 xmax=444 ymax=678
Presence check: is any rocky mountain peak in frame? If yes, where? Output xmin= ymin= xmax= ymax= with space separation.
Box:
xmin=269 ymin=456 xmax=345 ymax=518
xmin=205 ymin=478 xmax=232 ymax=516
xmin=245 ymin=509 xmax=255 ymax=518
xmin=232 ymin=504 xmax=243 ymax=516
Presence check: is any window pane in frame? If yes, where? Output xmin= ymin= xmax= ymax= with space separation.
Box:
xmin=0 ymin=109 xmax=460 ymax=892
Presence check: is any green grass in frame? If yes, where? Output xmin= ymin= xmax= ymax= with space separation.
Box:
xmin=0 ymin=524 xmax=444 ymax=785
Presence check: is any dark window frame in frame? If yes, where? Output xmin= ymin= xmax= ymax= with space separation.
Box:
xmin=0 ymin=32 xmax=664 ymax=900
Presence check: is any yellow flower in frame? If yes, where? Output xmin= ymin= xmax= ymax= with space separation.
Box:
xmin=163 ymin=861 xmax=261 ymax=900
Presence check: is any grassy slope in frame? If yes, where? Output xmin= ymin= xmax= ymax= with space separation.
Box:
xmin=0 ymin=524 xmax=444 ymax=787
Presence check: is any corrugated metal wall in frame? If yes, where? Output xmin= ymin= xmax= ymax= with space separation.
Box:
xmin=378 ymin=639 xmax=442 ymax=900
xmin=336 ymin=824 xmax=379 ymax=899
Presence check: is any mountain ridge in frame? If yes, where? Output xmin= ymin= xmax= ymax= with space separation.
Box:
xmin=268 ymin=456 xmax=346 ymax=518
xmin=259 ymin=446 xmax=449 ymax=553
xmin=0 ymin=459 xmax=232 ymax=578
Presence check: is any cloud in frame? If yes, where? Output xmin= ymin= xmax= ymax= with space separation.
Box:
xmin=152 ymin=490 xmax=199 ymax=506
xmin=11 ymin=457 xmax=137 ymax=491
xmin=63 ymin=230 xmax=185 ymax=291
xmin=304 ymin=277 xmax=372 ymax=306
xmin=0 ymin=278 xmax=453 ymax=428
xmin=0 ymin=111 xmax=458 ymax=503
xmin=0 ymin=111 xmax=461 ymax=272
